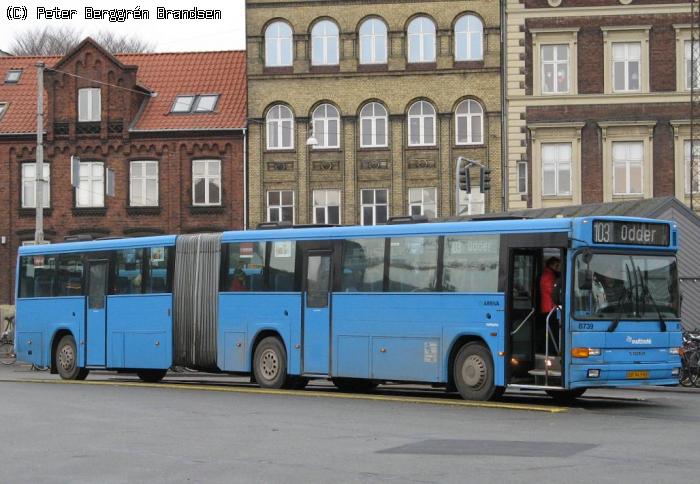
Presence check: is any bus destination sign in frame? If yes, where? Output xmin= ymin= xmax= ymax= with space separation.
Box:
xmin=592 ymin=220 xmax=670 ymax=246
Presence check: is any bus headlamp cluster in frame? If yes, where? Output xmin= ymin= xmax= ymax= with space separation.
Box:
xmin=572 ymin=348 xmax=601 ymax=358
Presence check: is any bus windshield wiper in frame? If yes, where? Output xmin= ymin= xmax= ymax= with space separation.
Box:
xmin=635 ymin=265 xmax=667 ymax=333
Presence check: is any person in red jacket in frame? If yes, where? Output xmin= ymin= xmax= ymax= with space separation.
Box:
xmin=537 ymin=257 xmax=561 ymax=354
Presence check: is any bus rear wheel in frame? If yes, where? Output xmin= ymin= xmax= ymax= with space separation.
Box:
xmin=55 ymin=335 xmax=89 ymax=381
xmin=137 ymin=369 xmax=168 ymax=383
xmin=453 ymin=342 xmax=497 ymax=401
xmin=253 ymin=337 xmax=288 ymax=389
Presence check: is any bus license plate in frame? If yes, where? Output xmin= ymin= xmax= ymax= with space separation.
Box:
xmin=627 ymin=371 xmax=649 ymax=379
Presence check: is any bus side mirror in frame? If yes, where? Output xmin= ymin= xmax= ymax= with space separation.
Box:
xmin=552 ymin=280 xmax=562 ymax=306
xmin=578 ymin=270 xmax=592 ymax=291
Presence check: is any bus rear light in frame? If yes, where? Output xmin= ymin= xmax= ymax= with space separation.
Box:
xmin=572 ymin=348 xmax=600 ymax=358
xmin=587 ymin=369 xmax=600 ymax=378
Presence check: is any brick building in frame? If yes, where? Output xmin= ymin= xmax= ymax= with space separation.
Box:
xmin=505 ymin=0 xmax=694 ymax=210
xmin=246 ymin=0 xmax=502 ymax=227
xmin=0 ymin=38 xmax=247 ymax=304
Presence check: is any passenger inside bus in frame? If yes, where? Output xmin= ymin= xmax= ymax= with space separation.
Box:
xmin=537 ymin=256 xmax=561 ymax=355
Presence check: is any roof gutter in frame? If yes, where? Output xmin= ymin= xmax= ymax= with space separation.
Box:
xmin=129 ymin=127 xmax=246 ymax=133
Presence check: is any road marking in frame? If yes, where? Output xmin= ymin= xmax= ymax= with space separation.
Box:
xmin=0 ymin=378 xmax=567 ymax=413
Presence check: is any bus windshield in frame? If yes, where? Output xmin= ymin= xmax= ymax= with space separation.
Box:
xmin=573 ymin=253 xmax=679 ymax=320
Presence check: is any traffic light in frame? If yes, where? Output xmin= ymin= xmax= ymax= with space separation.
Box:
xmin=480 ymin=168 xmax=492 ymax=192
xmin=458 ymin=165 xmax=471 ymax=193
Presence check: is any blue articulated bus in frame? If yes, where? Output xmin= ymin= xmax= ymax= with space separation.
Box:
xmin=14 ymin=216 xmax=682 ymax=401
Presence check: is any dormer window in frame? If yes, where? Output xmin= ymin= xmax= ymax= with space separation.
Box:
xmin=5 ymin=69 xmax=21 ymax=83
xmin=0 ymin=103 xmax=7 ymax=119
xmin=171 ymin=94 xmax=219 ymax=113
xmin=172 ymin=95 xmax=195 ymax=113
xmin=78 ymin=88 xmax=101 ymax=122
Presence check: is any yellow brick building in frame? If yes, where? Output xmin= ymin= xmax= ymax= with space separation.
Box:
xmin=246 ymin=0 xmax=502 ymax=227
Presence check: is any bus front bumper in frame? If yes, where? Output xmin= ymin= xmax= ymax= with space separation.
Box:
xmin=569 ymin=362 xmax=680 ymax=389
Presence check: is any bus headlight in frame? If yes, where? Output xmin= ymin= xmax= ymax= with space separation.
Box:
xmin=672 ymin=368 xmax=680 ymax=376
xmin=669 ymin=347 xmax=680 ymax=355
xmin=572 ymin=348 xmax=601 ymax=358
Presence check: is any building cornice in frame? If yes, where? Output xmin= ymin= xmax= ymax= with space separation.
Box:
xmin=513 ymin=3 xmax=691 ymax=19
xmin=510 ymin=92 xmax=690 ymax=107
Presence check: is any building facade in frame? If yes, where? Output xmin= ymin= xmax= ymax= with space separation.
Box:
xmin=0 ymin=39 xmax=247 ymax=304
xmin=505 ymin=0 xmax=694 ymax=210
xmin=246 ymin=0 xmax=503 ymax=227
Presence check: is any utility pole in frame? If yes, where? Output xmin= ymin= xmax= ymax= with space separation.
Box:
xmin=691 ymin=1 xmax=700 ymax=211
xmin=35 ymin=62 xmax=45 ymax=243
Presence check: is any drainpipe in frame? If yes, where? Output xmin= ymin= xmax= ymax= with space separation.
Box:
xmin=243 ymin=128 xmax=248 ymax=230
xmin=500 ymin=0 xmax=508 ymax=212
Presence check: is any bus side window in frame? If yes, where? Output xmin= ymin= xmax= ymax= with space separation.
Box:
xmin=388 ymin=236 xmax=439 ymax=293
xmin=20 ymin=255 xmax=57 ymax=298
xmin=442 ymin=235 xmax=500 ymax=293
xmin=145 ymin=246 xmax=168 ymax=294
xmin=268 ymin=241 xmax=296 ymax=292
xmin=340 ymin=239 xmax=385 ymax=292
xmin=56 ymin=255 xmax=84 ymax=296
xmin=115 ymin=249 xmax=144 ymax=295
xmin=225 ymin=242 xmax=266 ymax=292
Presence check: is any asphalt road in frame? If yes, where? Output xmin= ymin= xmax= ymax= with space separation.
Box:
xmin=1 ymin=365 xmax=699 ymax=484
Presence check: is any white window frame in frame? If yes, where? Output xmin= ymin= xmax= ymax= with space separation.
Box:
xmin=265 ymin=21 xmax=294 ymax=67
xmin=685 ymin=40 xmax=700 ymax=91
xmin=311 ymin=20 xmax=340 ymax=66
xmin=454 ymin=14 xmax=483 ymax=62
xmin=266 ymin=105 xmax=295 ymax=150
xmin=78 ymin=88 xmax=101 ymax=122
xmin=407 ymin=17 xmax=436 ymax=63
xmin=359 ymin=18 xmax=388 ymax=64
xmin=359 ymin=102 xmax=389 ymax=148
xmin=517 ymin=161 xmax=528 ymax=194
xmin=455 ymin=99 xmax=484 ymax=145
xmin=21 ymin=163 xmax=50 ymax=209
xmin=76 ymin=161 xmax=104 ymax=208
xmin=408 ymin=187 xmax=437 ymax=218
xmin=684 ymin=140 xmax=700 ymax=195
xmin=408 ymin=101 xmax=437 ymax=147
xmin=312 ymin=189 xmax=341 ymax=224
xmin=541 ymin=44 xmax=570 ymax=94
xmin=312 ymin=104 xmax=340 ymax=149
xmin=541 ymin=142 xmax=572 ymax=197
xmin=130 ymin=160 xmax=159 ymax=207
xmin=267 ymin=190 xmax=295 ymax=223
xmin=612 ymin=42 xmax=642 ymax=93
xmin=612 ymin=141 xmax=644 ymax=196
xmin=360 ymin=188 xmax=389 ymax=226
xmin=192 ymin=159 xmax=222 ymax=206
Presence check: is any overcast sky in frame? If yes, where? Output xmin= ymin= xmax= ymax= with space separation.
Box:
xmin=0 ymin=0 xmax=246 ymax=53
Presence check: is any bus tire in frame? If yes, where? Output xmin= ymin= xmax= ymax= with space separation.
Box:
xmin=453 ymin=342 xmax=496 ymax=401
xmin=253 ymin=337 xmax=288 ymax=389
xmin=332 ymin=378 xmax=378 ymax=393
xmin=55 ymin=335 xmax=89 ymax=381
xmin=137 ymin=369 xmax=168 ymax=383
xmin=546 ymin=388 xmax=586 ymax=404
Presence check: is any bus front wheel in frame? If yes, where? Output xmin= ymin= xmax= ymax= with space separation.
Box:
xmin=55 ymin=335 xmax=89 ymax=381
xmin=253 ymin=337 xmax=288 ymax=389
xmin=453 ymin=342 xmax=497 ymax=401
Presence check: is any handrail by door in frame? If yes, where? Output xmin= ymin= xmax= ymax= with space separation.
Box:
xmin=510 ymin=307 xmax=535 ymax=336
xmin=544 ymin=305 xmax=562 ymax=386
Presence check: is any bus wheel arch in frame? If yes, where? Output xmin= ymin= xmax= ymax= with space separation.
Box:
xmin=250 ymin=330 xmax=289 ymax=388
xmin=448 ymin=336 xmax=501 ymax=401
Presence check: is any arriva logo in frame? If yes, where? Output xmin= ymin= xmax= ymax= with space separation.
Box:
xmin=626 ymin=336 xmax=652 ymax=345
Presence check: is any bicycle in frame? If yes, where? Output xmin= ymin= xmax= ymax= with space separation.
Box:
xmin=0 ymin=315 xmax=16 ymax=366
xmin=679 ymin=331 xmax=700 ymax=387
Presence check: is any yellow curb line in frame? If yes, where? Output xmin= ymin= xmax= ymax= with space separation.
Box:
xmin=0 ymin=378 xmax=567 ymax=413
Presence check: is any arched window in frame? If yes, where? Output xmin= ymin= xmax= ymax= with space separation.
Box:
xmin=360 ymin=102 xmax=389 ymax=148
xmin=266 ymin=105 xmax=294 ymax=150
xmin=311 ymin=20 xmax=340 ymax=66
xmin=359 ymin=18 xmax=388 ymax=64
xmin=407 ymin=17 xmax=436 ymax=63
xmin=455 ymin=100 xmax=484 ymax=145
xmin=265 ymin=21 xmax=293 ymax=67
xmin=312 ymin=104 xmax=340 ymax=149
xmin=454 ymin=14 xmax=483 ymax=61
xmin=408 ymin=101 xmax=436 ymax=146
